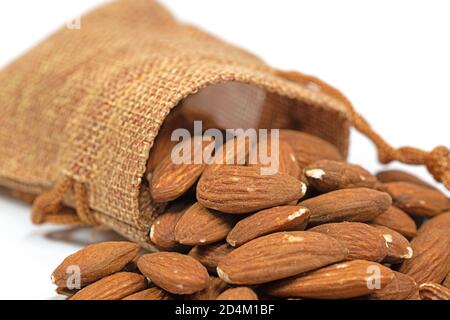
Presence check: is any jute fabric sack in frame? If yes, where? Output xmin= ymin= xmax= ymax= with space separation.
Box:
xmin=0 ymin=0 xmax=447 ymax=247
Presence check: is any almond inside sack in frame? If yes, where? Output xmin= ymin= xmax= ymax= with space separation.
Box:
xmin=0 ymin=0 xmax=448 ymax=248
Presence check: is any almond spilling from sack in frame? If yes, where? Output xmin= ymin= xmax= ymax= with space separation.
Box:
xmin=51 ymin=129 xmax=450 ymax=300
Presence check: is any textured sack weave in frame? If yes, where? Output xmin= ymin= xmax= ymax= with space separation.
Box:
xmin=0 ymin=0 xmax=448 ymax=247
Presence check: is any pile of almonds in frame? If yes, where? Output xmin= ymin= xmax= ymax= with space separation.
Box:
xmin=52 ymin=129 xmax=450 ymax=300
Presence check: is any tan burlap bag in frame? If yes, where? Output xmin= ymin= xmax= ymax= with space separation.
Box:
xmin=0 ymin=0 xmax=448 ymax=247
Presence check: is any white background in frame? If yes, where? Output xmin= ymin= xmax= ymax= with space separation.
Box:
xmin=0 ymin=0 xmax=449 ymax=299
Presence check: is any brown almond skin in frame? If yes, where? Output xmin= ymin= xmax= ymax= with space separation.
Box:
xmin=310 ymin=222 xmax=388 ymax=262
xmin=399 ymin=228 xmax=450 ymax=284
xmin=419 ymin=283 xmax=450 ymax=300
xmin=368 ymin=271 xmax=418 ymax=300
xmin=227 ymin=206 xmax=310 ymax=247
xmin=175 ymin=202 xmax=238 ymax=246
xmin=279 ymin=130 xmax=343 ymax=170
xmin=371 ymin=225 xmax=413 ymax=264
xmin=416 ymin=211 xmax=450 ymax=236
xmin=300 ymin=188 xmax=392 ymax=226
xmin=217 ymin=231 xmax=347 ymax=285
xmin=371 ymin=206 xmax=417 ymax=238
xmin=376 ymin=169 xmax=436 ymax=190
xmin=304 ymin=160 xmax=377 ymax=192
xmin=189 ymin=242 xmax=234 ymax=273
xmin=70 ymin=272 xmax=147 ymax=300
xmin=150 ymin=138 xmax=214 ymax=203
xmin=384 ymin=182 xmax=449 ymax=217
xmin=216 ymin=287 xmax=258 ymax=300
xmin=51 ymin=241 xmax=140 ymax=288
xmin=123 ymin=287 xmax=172 ymax=300
xmin=204 ymin=136 xmax=251 ymax=174
xmin=150 ymin=201 xmax=190 ymax=251
xmin=137 ymin=252 xmax=209 ymax=295
xmin=264 ymin=260 xmax=395 ymax=299
xmin=249 ymin=138 xmax=301 ymax=178
xmin=197 ymin=165 xmax=306 ymax=214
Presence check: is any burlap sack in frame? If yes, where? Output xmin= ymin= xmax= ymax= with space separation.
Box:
xmin=0 ymin=0 xmax=448 ymax=248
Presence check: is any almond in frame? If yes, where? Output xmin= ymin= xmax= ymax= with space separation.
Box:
xmin=249 ymin=138 xmax=301 ymax=178
xmin=416 ymin=211 xmax=450 ymax=236
xmin=197 ymin=165 xmax=306 ymax=214
xmin=150 ymin=201 xmax=190 ymax=251
xmin=227 ymin=206 xmax=310 ymax=247
xmin=279 ymin=130 xmax=343 ymax=170
xmin=384 ymin=182 xmax=449 ymax=217
xmin=216 ymin=287 xmax=258 ymax=300
xmin=300 ymin=188 xmax=392 ymax=226
xmin=137 ymin=252 xmax=209 ymax=295
xmin=150 ymin=137 xmax=214 ymax=203
xmin=174 ymin=202 xmax=238 ymax=246
xmin=264 ymin=260 xmax=394 ymax=299
xmin=304 ymin=160 xmax=376 ymax=192
xmin=70 ymin=272 xmax=147 ymax=300
xmin=376 ymin=169 xmax=436 ymax=190
xmin=371 ymin=206 xmax=417 ymax=238
xmin=368 ymin=271 xmax=418 ymax=300
xmin=189 ymin=242 xmax=234 ymax=273
xmin=310 ymin=222 xmax=388 ymax=262
xmin=51 ymin=241 xmax=140 ymax=288
xmin=399 ymin=228 xmax=450 ymax=284
xmin=419 ymin=283 xmax=450 ymax=300
xmin=371 ymin=225 xmax=413 ymax=264
xmin=204 ymin=136 xmax=251 ymax=174
xmin=122 ymin=287 xmax=172 ymax=300
xmin=217 ymin=231 xmax=347 ymax=285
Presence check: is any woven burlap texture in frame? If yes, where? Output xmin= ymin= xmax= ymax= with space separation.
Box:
xmin=1 ymin=0 xmax=447 ymax=246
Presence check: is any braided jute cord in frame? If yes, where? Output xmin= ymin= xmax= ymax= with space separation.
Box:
xmin=277 ymin=70 xmax=450 ymax=191
xmin=31 ymin=177 xmax=99 ymax=226
xmin=31 ymin=71 xmax=449 ymax=227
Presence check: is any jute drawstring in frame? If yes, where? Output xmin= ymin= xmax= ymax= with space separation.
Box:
xmin=277 ymin=70 xmax=450 ymax=191
xmin=31 ymin=177 xmax=100 ymax=227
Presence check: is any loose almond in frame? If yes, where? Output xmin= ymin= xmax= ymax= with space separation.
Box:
xmin=249 ymin=137 xmax=301 ymax=178
xmin=51 ymin=241 xmax=140 ymax=288
xmin=197 ymin=165 xmax=306 ymax=214
xmin=310 ymin=222 xmax=388 ymax=262
xmin=371 ymin=225 xmax=413 ymax=264
xmin=304 ymin=160 xmax=377 ymax=192
xmin=70 ymin=272 xmax=147 ymax=300
xmin=150 ymin=138 xmax=214 ymax=203
xmin=150 ymin=201 xmax=190 ymax=251
xmin=371 ymin=206 xmax=417 ymax=238
xmin=416 ymin=211 xmax=450 ymax=236
xmin=174 ymin=202 xmax=238 ymax=246
xmin=217 ymin=231 xmax=347 ymax=285
xmin=368 ymin=271 xmax=418 ymax=300
xmin=216 ymin=287 xmax=258 ymax=300
xmin=384 ymin=182 xmax=449 ymax=217
xmin=279 ymin=130 xmax=343 ymax=170
xmin=189 ymin=242 xmax=234 ymax=273
xmin=264 ymin=260 xmax=394 ymax=299
xmin=227 ymin=206 xmax=310 ymax=247
xmin=419 ymin=283 xmax=450 ymax=300
xmin=376 ymin=169 xmax=436 ymax=190
xmin=399 ymin=228 xmax=450 ymax=284
xmin=137 ymin=252 xmax=209 ymax=295
xmin=300 ymin=188 xmax=392 ymax=226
